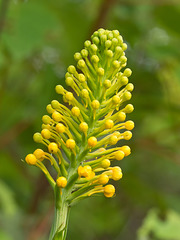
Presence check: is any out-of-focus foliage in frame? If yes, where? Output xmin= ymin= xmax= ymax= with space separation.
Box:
xmin=138 ymin=209 xmax=180 ymax=240
xmin=0 ymin=0 xmax=180 ymax=239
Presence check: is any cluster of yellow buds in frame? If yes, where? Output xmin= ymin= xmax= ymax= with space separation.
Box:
xmin=25 ymin=28 xmax=134 ymax=204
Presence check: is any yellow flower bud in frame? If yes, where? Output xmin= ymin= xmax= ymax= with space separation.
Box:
xmin=52 ymin=111 xmax=61 ymax=122
xmin=66 ymin=139 xmax=76 ymax=149
xmin=91 ymin=55 xmax=99 ymax=63
xmin=126 ymin=83 xmax=134 ymax=92
xmin=55 ymin=85 xmax=64 ymax=94
xmin=104 ymin=119 xmax=114 ymax=129
xmin=33 ymin=149 xmax=45 ymax=161
xmin=121 ymin=145 xmax=131 ymax=156
xmin=33 ymin=133 xmax=42 ymax=143
xmin=114 ymin=150 xmax=125 ymax=161
xmin=46 ymin=104 xmax=54 ymax=114
xmin=105 ymin=49 xmax=113 ymax=58
xmin=56 ymin=123 xmax=65 ymax=133
xmin=101 ymin=159 xmax=111 ymax=169
xmin=42 ymin=124 xmax=51 ymax=130
xmin=83 ymin=165 xmax=92 ymax=178
xmin=78 ymin=165 xmax=92 ymax=178
xmin=81 ymin=49 xmax=88 ymax=58
xmin=104 ymin=184 xmax=115 ymax=198
xmin=79 ymin=122 xmax=88 ymax=133
xmin=109 ymin=135 xmax=118 ymax=145
xmin=66 ymin=77 xmax=74 ymax=86
xmin=121 ymin=76 xmax=128 ymax=85
xmin=65 ymin=92 xmax=73 ymax=101
xmin=78 ymin=166 xmax=83 ymax=177
xmin=112 ymin=95 xmax=120 ymax=105
xmin=56 ymin=176 xmax=67 ymax=188
xmin=112 ymin=60 xmax=120 ymax=69
xmin=88 ymin=136 xmax=97 ymax=148
xmin=71 ymin=107 xmax=80 ymax=117
xmin=42 ymin=115 xmax=51 ymax=124
xmin=68 ymin=65 xmax=76 ymax=74
xmin=91 ymin=100 xmax=100 ymax=109
xmin=48 ymin=142 xmax=58 ymax=154
xmin=86 ymin=170 xmax=95 ymax=180
xmin=74 ymin=52 xmax=82 ymax=61
xmin=51 ymin=100 xmax=60 ymax=109
xmin=81 ymin=89 xmax=89 ymax=98
xmin=122 ymin=43 xmax=127 ymax=51
xmin=25 ymin=154 xmax=37 ymax=165
xmin=78 ymin=73 xmax=86 ymax=82
xmin=98 ymin=174 xmax=109 ymax=185
xmin=123 ymin=91 xmax=132 ymax=101
xmin=123 ymin=131 xmax=132 ymax=140
xmin=103 ymin=79 xmax=111 ymax=89
xmin=41 ymin=129 xmax=51 ymax=139
xmin=125 ymin=121 xmax=134 ymax=130
xmin=78 ymin=59 xmax=86 ymax=68
xmin=117 ymin=112 xmax=126 ymax=122
xmin=111 ymin=167 xmax=122 ymax=181
xmin=124 ymin=104 xmax=134 ymax=113
xmin=123 ymin=68 xmax=132 ymax=77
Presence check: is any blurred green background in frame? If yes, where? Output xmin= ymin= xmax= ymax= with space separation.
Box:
xmin=0 ymin=0 xmax=180 ymax=239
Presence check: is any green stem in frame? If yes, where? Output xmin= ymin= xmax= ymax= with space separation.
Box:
xmin=49 ymin=187 xmax=70 ymax=240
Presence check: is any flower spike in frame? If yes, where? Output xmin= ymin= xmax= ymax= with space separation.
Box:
xmin=25 ymin=29 xmax=134 ymax=240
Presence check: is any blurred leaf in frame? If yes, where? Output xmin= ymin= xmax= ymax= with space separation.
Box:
xmin=154 ymin=6 xmax=180 ymax=36
xmin=2 ymin=1 xmax=60 ymax=59
xmin=138 ymin=209 xmax=180 ymax=240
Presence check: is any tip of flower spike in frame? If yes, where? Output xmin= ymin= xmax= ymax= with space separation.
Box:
xmin=25 ymin=154 xmax=37 ymax=165
xmin=56 ymin=177 xmax=67 ymax=188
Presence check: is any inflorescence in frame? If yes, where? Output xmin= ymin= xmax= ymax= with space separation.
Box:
xmin=25 ymin=28 xmax=134 ymax=204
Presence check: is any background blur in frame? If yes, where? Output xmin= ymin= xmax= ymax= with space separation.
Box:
xmin=0 ymin=0 xmax=180 ymax=239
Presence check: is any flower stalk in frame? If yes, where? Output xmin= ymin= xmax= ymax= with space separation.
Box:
xmin=25 ymin=28 xmax=134 ymax=239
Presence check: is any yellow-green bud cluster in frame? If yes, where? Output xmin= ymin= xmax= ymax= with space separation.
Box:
xmin=25 ymin=28 xmax=134 ymax=202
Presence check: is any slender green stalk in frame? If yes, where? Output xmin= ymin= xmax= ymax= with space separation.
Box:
xmin=49 ymin=187 xmax=69 ymax=240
